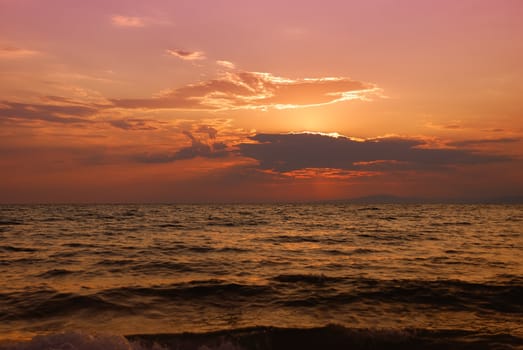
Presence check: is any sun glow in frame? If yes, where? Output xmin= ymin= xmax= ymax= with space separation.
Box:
xmin=289 ymin=131 xmax=346 ymax=138
xmin=288 ymin=131 xmax=366 ymax=142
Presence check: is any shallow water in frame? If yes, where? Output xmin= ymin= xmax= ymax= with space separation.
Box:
xmin=0 ymin=204 xmax=522 ymax=349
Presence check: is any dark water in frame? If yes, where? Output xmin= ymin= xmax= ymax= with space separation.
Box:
xmin=0 ymin=204 xmax=522 ymax=349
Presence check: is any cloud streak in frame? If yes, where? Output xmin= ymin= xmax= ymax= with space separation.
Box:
xmin=166 ymin=49 xmax=206 ymax=61
xmin=108 ymin=118 xmax=159 ymax=131
xmin=0 ymin=101 xmax=97 ymax=124
xmin=216 ymin=60 xmax=236 ymax=69
xmin=113 ymin=71 xmax=380 ymax=111
xmin=0 ymin=46 xmax=39 ymax=59
xmin=111 ymin=15 xmax=146 ymax=27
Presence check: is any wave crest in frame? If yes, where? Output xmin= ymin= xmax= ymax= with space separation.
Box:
xmin=2 ymin=326 xmax=523 ymax=350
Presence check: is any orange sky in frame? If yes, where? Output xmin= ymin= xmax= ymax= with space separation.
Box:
xmin=1 ymin=0 xmax=522 ymax=202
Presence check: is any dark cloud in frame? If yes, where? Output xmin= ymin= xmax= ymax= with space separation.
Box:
xmin=447 ymin=137 xmax=520 ymax=147
xmin=112 ymin=71 xmax=378 ymax=111
xmin=109 ymin=118 xmax=158 ymax=131
xmin=134 ymin=131 xmax=228 ymax=163
xmin=0 ymin=101 xmax=97 ymax=124
xmin=213 ymin=142 xmax=227 ymax=150
xmin=238 ymin=133 xmax=511 ymax=172
xmin=166 ymin=49 xmax=205 ymax=60
xmin=197 ymin=125 xmax=218 ymax=139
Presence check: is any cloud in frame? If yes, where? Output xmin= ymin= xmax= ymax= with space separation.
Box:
xmin=197 ymin=125 xmax=218 ymax=139
xmin=111 ymin=15 xmax=146 ymax=27
xmin=112 ymin=71 xmax=380 ymax=111
xmin=238 ymin=132 xmax=511 ymax=173
xmin=0 ymin=101 xmax=97 ymax=124
xmin=216 ymin=60 xmax=236 ymax=69
xmin=134 ymin=129 xmax=228 ymax=163
xmin=166 ymin=49 xmax=206 ymax=61
xmin=108 ymin=118 xmax=159 ymax=131
xmin=425 ymin=122 xmax=463 ymax=130
xmin=261 ymin=168 xmax=379 ymax=180
xmin=447 ymin=138 xmax=520 ymax=147
xmin=0 ymin=46 xmax=39 ymax=59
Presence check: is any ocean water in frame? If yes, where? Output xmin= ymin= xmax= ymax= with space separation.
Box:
xmin=0 ymin=204 xmax=522 ymax=349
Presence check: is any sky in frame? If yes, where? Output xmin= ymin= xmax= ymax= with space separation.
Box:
xmin=1 ymin=0 xmax=522 ymax=203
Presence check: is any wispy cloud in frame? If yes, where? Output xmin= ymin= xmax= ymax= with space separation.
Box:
xmin=108 ymin=118 xmax=160 ymax=131
xmin=166 ymin=49 xmax=206 ymax=61
xmin=425 ymin=121 xmax=463 ymax=130
xmin=111 ymin=14 xmax=173 ymax=28
xmin=111 ymin=15 xmax=146 ymax=28
xmin=216 ymin=60 xmax=236 ymax=69
xmin=0 ymin=101 xmax=97 ymax=124
xmin=112 ymin=71 xmax=381 ymax=111
xmin=0 ymin=46 xmax=39 ymax=59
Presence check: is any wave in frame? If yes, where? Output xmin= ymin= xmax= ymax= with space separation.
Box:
xmin=35 ymin=269 xmax=78 ymax=278
xmin=157 ymin=222 xmax=193 ymax=229
xmin=129 ymin=261 xmax=195 ymax=273
xmin=430 ymin=221 xmax=473 ymax=226
xmin=206 ymin=216 xmax=269 ymax=227
xmin=0 ymin=289 xmax=128 ymax=321
xmin=0 ymin=245 xmax=38 ymax=253
xmin=0 ymin=257 xmax=47 ymax=266
xmin=0 ymin=219 xmax=24 ymax=226
xmin=320 ymin=248 xmax=382 ymax=256
xmin=61 ymin=242 xmax=98 ymax=248
xmin=2 ymin=278 xmax=521 ymax=324
xmin=272 ymin=277 xmax=523 ymax=313
xmin=0 ymin=281 xmax=273 ymax=322
xmin=154 ymin=244 xmax=252 ymax=255
xmin=506 ymin=215 xmax=522 ymax=222
xmin=2 ymin=325 xmax=522 ymax=350
xmin=99 ymin=280 xmax=273 ymax=301
xmin=260 ymin=235 xmax=347 ymax=244
xmin=271 ymin=273 xmax=345 ymax=285
xmin=357 ymin=206 xmax=381 ymax=211
xmin=94 ymin=258 xmax=136 ymax=267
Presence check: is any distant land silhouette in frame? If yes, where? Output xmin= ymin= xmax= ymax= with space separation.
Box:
xmin=324 ymin=194 xmax=523 ymax=204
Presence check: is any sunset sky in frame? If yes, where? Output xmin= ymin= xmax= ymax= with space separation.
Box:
xmin=1 ymin=0 xmax=522 ymax=202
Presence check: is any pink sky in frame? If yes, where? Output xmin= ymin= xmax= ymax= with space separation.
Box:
xmin=1 ymin=0 xmax=522 ymax=202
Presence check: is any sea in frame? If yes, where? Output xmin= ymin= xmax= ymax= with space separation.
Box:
xmin=0 ymin=204 xmax=521 ymax=349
